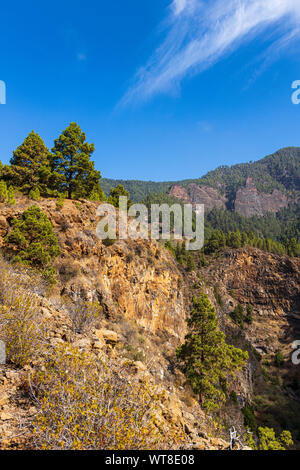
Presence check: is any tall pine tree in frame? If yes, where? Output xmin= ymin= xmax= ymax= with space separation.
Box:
xmin=6 ymin=131 xmax=51 ymax=194
xmin=177 ymin=294 xmax=248 ymax=411
xmin=50 ymin=123 xmax=102 ymax=199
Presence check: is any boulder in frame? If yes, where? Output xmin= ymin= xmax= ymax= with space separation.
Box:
xmin=0 ymin=411 xmax=13 ymax=421
xmin=93 ymin=339 xmax=105 ymax=350
xmin=0 ymin=392 xmax=9 ymax=407
xmin=0 ymin=216 xmax=8 ymax=237
xmin=73 ymin=338 xmax=92 ymax=350
xmin=95 ymin=329 xmax=118 ymax=345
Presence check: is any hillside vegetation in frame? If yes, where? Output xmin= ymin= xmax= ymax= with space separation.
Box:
xmin=101 ymin=147 xmax=300 ymax=200
xmin=0 ymin=127 xmax=298 ymax=450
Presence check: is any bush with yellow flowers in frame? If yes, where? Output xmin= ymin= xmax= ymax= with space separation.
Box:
xmin=30 ymin=344 xmax=184 ymax=450
xmin=67 ymin=299 xmax=102 ymax=334
xmin=0 ymin=259 xmax=46 ymax=367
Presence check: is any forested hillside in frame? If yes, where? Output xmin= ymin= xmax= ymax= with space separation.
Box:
xmin=102 ymin=148 xmax=300 ymax=256
xmin=102 ymin=147 xmax=300 ymax=201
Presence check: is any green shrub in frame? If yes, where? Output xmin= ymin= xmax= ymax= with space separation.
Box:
xmin=4 ymin=205 xmax=60 ymax=268
xmin=8 ymin=186 xmax=16 ymax=204
xmin=29 ymin=187 xmax=40 ymax=201
xmin=56 ymin=194 xmax=65 ymax=210
xmin=124 ymin=344 xmax=145 ymax=362
xmin=242 ymin=403 xmax=257 ymax=433
xmin=186 ymin=253 xmax=196 ymax=272
xmin=245 ymin=304 xmax=253 ymax=324
xmin=274 ymin=350 xmax=284 ymax=367
xmin=0 ymin=180 xmax=8 ymax=203
xmin=102 ymin=238 xmax=115 ymax=247
xmin=229 ymin=390 xmax=238 ymax=404
xmin=231 ymin=304 xmax=245 ymax=328
xmin=258 ymin=427 xmax=293 ymax=450
xmin=42 ymin=266 xmax=57 ymax=285
xmin=89 ymin=187 xmax=106 ymax=202
xmin=214 ymin=285 xmax=223 ymax=307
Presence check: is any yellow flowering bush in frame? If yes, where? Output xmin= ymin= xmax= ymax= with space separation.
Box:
xmin=67 ymin=299 xmax=102 ymax=334
xmin=30 ymin=345 xmax=183 ymax=450
xmin=0 ymin=260 xmax=46 ymax=367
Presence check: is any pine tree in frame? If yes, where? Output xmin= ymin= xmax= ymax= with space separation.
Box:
xmin=108 ymin=184 xmax=132 ymax=208
xmin=176 ymin=294 xmax=248 ymax=410
xmin=186 ymin=253 xmax=196 ymax=272
xmin=50 ymin=123 xmax=101 ymax=199
xmin=89 ymin=186 xmax=107 ymax=202
xmin=4 ymin=205 xmax=60 ymax=268
xmin=6 ymin=131 xmax=51 ymax=194
xmin=231 ymin=303 xmax=245 ymax=328
xmin=245 ymin=304 xmax=253 ymax=324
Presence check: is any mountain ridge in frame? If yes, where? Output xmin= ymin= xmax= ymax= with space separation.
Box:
xmin=101 ymin=147 xmax=300 ymax=217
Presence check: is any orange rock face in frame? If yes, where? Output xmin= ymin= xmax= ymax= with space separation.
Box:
xmin=0 ymin=197 xmax=187 ymax=341
xmin=235 ymin=178 xmax=288 ymax=217
xmin=170 ymin=183 xmax=226 ymax=212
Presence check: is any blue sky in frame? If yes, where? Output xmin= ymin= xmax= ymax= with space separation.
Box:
xmin=0 ymin=0 xmax=300 ymax=181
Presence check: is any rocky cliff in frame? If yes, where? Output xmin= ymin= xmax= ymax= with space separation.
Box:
xmin=234 ymin=178 xmax=289 ymax=217
xmin=0 ymin=196 xmax=299 ymax=449
xmin=0 ymin=197 xmax=186 ymax=340
xmin=197 ymin=248 xmax=300 ymax=442
xmin=169 ymin=177 xmax=290 ymax=217
xmin=0 ymin=196 xmax=230 ymax=450
xmin=170 ymin=184 xmax=226 ymax=212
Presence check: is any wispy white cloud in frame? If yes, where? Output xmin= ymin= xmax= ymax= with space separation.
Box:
xmin=173 ymin=0 xmax=190 ymax=15
xmin=120 ymin=0 xmax=300 ymax=106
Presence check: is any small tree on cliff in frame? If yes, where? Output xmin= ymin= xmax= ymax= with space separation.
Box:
xmin=6 ymin=131 xmax=51 ymax=194
xmin=176 ymin=294 xmax=248 ymax=411
xmin=50 ymin=123 xmax=102 ymax=199
xmin=4 ymin=205 xmax=60 ymax=268
xmin=108 ymin=184 xmax=132 ymax=208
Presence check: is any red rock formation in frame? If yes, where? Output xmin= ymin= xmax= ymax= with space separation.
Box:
xmin=235 ymin=177 xmax=288 ymax=217
xmin=170 ymin=184 xmax=226 ymax=212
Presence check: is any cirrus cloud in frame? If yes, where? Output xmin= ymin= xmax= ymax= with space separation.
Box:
xmin=120 ymin=0 xmax=300 ymax=106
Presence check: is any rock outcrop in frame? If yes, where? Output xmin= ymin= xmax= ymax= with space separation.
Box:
xmin=235 ymin=178 xmax=288 ymax=217
xmin=0 ymin=197 xmax=186 ymax=340
xmin=170 ymin=177 xmax=290 ymax=217
xmin=170 ymin=184 xmax=226 ymax=212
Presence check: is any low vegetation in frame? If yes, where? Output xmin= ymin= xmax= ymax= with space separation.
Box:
xmin=30 ymin=345 xmax=183 ymax=450
xmin=0 ymin=259 xmax=47 ymax=367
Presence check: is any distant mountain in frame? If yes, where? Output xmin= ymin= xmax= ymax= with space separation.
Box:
xmin=101 ymin=147 xmax=300 ymax=217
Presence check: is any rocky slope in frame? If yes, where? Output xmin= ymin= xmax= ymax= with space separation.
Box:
xmin=0 ymin=196 xmax=299 ymax=449
xmin=200 ymin=248 xmax=300 ymax=355
xmin=0 ymin=197 xmax=230 ymax=450
xmin=197 ymin=248 xmax=300 ymax=443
